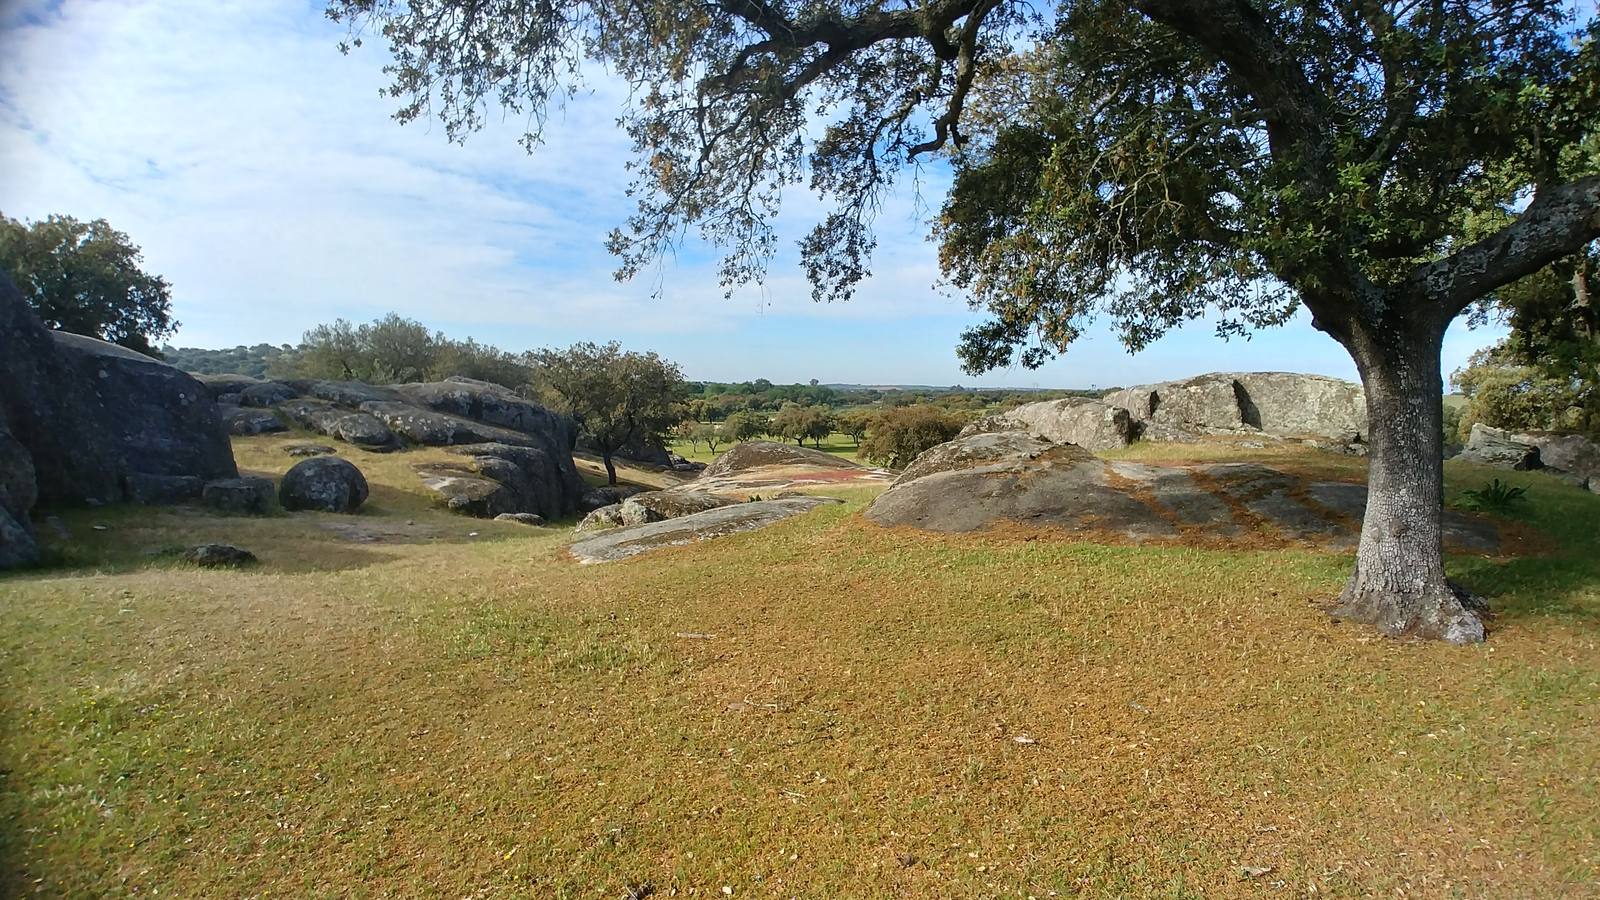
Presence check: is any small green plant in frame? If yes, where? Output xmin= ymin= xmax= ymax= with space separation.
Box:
xmin=1459 ymin=478 xmax=1529 ymax=512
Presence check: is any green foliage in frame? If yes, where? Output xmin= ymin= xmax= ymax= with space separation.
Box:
xmin=940 ymin=3 xmax=1599 ymax=373
xmin=722 ymin=410 xmax=769 ymax=443
xmin=0 ymin=212 xmax=175 ymax=354
xmin=1454 ymin=349 xmax=1588 ymax=436
xmin=293 ymin=313 xmax=529 ymax=387
xmin=529 ymin=341 xmax=688 ymax=482
xmin=689 ymin=422 xmax=722 ymax=454
xmin=770 ymin=403 xmax=834 ymax=448
xmin=857 ymin=405 xmax=963 ymax=469
xmin=1459 ymin=478 xmax=1530 ymax=513
xmin=837 ymin=409 xmax=873 ymax=445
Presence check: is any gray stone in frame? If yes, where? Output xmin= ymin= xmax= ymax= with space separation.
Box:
xmin=0 ymin=407 xmax=40 ymax=569
xmin=283 ymin=442 xmax=336 ymax=457
xmin=960 ymin=397 xmax=1138 ymax=452
xmin=180 ymin=543 xmax=257 ymax=567
xmin=580 ymin=485 xmax=644 ymax=511
xmin=223 ymin=405 xmax=287 ymax=436
xmin=1461 ymin=424 xmax=1599 ymax=491
xmin=278 ymin=399 xmax=400 ymax=451
xmin=238 ymin=381 xmax=297 ymax=407
xmin=1103 ymin=372 xmax=1367 ymax=443
xmin=51 ymin=332 xmax=239 ymax=486
xmin=125 ymin=473 xmax=204 ymax=505
xmin=414 ymin=462 xmax=520 ymax=517
xmin=415 ymin=442 xmax=578 ymax=519
xmin=576 ymin=503 xmax=625 ymax=531
xmin=618 ymin=490 xmax=733 ymax=526
xmin=359 ymin=400 xmax=538 ymax=448
xmin=494 ymin=512 xmax=546 ymax=526
xmin=193 ymin=373 xmax=268 ymax=399
xmin=701 ymin=441 xmax=861 ymax=478
xmin=203 ymin=476 xmax=277 ymax=514
xmin=279 ymin=457 xmax=368 ymax=512
xmin=867 ymin=431 xmax=1501 ymax=552
xmin=569 ymin=497 xmax=842 ymax=563
xmin=1459 ymin=424 xmax=1543 ymax=471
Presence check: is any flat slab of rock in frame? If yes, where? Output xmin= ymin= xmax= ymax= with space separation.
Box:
xmin=867 ymin=431 xmax=1502 ymax=553
xmin=692 ymin=441 xmax=893 ymax=496
xmin=569 ymin=497 xmax=840 ymax=563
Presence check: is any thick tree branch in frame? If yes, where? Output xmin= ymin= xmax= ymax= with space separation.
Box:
xmin=1411 ymin=176 xmax=1600 ymax=316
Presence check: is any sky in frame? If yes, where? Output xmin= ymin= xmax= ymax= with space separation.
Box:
xmin=0 ymin=0 xmax=1508 ymax=387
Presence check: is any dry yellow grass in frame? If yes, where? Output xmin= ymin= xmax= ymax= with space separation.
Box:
xmin=2 ymin=432 xmax=1597 ymax=897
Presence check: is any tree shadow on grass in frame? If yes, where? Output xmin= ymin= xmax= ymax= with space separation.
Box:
xmin=1452 ymin=555 xmax=1600 ymax=626
xmin=8 ymin=499 xmax=556 ymax=579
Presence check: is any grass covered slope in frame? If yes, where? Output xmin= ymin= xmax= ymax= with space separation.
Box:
xmin=2 ymin=436 xmax=1598 ymax=896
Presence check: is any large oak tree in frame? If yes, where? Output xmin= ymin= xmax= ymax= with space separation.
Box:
xmin=332 ymin=0 xmax=1599 ymax=642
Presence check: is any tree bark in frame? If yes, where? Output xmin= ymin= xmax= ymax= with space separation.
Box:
xmin=602 ymin=453 xmax=617 ymax=486
xmin=1334 ymin=313 xmax=1486 ymax=643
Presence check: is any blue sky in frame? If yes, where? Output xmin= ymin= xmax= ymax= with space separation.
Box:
xmin=0 ymin=0 xmax=1506 ymax=387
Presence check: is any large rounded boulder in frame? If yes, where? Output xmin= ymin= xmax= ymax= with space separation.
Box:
xmin=279 ymin=457 xmax=369 ymax=512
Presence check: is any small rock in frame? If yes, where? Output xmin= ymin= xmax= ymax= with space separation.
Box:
xmin=494 ymin=512 xmax=546 ymax=526
xmin=1240 ymin=865 xmax=1275 ymax=880
xmin=180 ymin=543 xmax=257 ymax=567
xmin=282 ymin=442 xmax=336 ymax=457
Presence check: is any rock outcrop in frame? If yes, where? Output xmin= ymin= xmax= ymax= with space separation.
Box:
xmin=203 ymin=476 xmax=278 ymax=514
xmin=1 ymin=272 xmax=239 ymax=570
xmin=222 ymin=406 xmax=287 ymax=436
xmin=414 ymin=442 xmax=578 ymax=519
xmin=279 ymin=457 xmax=369 ymax=513
xmin=866 ymin=431 xmax=1499 ymax=552
xmin=1105 ymin=371 xmax=1367 ymax=444
xmin=692 ymin=441 xmax=893 ymax=496
xmin=1459 ymin=424 xmax=1600 ymax=492
xmin=961 ymin=398 xmax=1139 ymax=452
xmin=961 ymin=373 xmax=1367 ymax=458
xmin=619 ymin=490 xmax=734 ymax=526
xmin=569 ymin=497 xmax=842 ymax=563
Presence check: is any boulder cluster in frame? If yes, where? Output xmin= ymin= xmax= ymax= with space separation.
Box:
xmin=191 ymin=373 xmax=588 ymax=520
xmin=2 ymin=275 xmax=238 ymax=568
xmin=963 ymin=372 xmax=1368 ymax=454
xmin=1457 ymin=423 xmax=1600 ymax=493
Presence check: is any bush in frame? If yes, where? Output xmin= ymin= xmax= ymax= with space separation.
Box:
xmin=1454 ymin=351 xmax=1585 ymax=438
xmin=858 ymin=405 xmax=963 ymax=469
xmin=1458 ymin=478 xmax=1529 ymax=513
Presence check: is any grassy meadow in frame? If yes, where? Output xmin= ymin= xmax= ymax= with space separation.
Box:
xmin=668 ymin=432 xmax=865 ymax=466
xmin=2 ymin=431 xmax=1599 ymax=897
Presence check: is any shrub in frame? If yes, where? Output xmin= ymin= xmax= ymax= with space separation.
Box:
xmin=858 ymin=405 xmax=963 ymax=469
xmin=1458 ymin=478 xmax=1529 ymax=513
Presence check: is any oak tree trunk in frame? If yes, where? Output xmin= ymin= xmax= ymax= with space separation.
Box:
xmin=1335 ymin=316 xmax=1486 ymax=643
xmin=602 ymin=452 xmax=618 ymax=485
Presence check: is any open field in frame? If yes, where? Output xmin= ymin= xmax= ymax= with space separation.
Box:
xmin=3 ymin=433 xmax=1599 ymax=897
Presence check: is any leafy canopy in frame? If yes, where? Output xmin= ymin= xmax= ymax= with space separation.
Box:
xmin=529 ymin=340 xmax=689 ymax=457
xmin=0 ymin=213 xmax=176 ymax=354
xmin=333 ymin=0 xmax=1599 ymax=374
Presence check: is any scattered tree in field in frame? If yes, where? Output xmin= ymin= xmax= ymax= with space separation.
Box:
xmin=529 ymin=341 xmax=688 ymax=484
xmin=336 ymin=0 xmax=1600 ymax=642
xmin=724 ymin=410 xmax=769 ymax=443
xmin=0 ymin=213 xmax=175 ymax=354
xmin=692 ymin=422 xmax=724 ymax=455
xmin=837 ymin=410 xmax=873 ymax=447
xmin=858 ymin=406 xmax=963 ymax=469
xmin=771 ymin=403 xmax=834 ymax=448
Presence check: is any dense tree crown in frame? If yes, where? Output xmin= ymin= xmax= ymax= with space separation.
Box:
xmin=0 ymin=213 xmax=176 ymax=354
xmin=530 ymin=341 xmax=689 ymax=483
